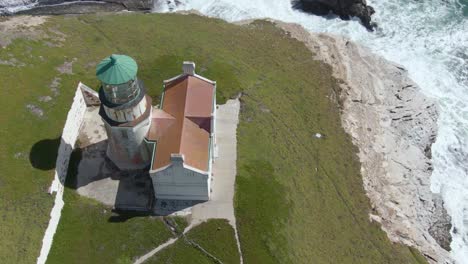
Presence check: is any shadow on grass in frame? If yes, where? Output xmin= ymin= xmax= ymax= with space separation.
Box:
xmin=108 ymin=209 xmax=152 ymax=223
xmin=29 ymin=137 xmax=61 ymax=170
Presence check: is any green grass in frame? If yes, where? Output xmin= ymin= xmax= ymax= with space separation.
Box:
xmin=148 ymin=237 xmax=211 ymax=264
xmin=164 ymin=216 xmax=189 ymax=234
xmin=45 ymin=149 xmax=173 ymax=264
xmin=148 ymin=219 xmax=240 ymax=264
xmin=47 ymin=191 xmax=173 ymax=264
xmin=0 ymin=13 xmax=427 ymax=263
xmin=232 ymin=21 xmax=427 ymax=263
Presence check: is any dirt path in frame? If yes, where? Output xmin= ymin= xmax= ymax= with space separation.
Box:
xmin=133 ymin=224 xmax=197 ymax=264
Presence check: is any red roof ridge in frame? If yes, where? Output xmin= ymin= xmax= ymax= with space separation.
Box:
xmin=164 ymin=72 xmax=216 ymax=86
xmin=151 ymin=74 xmax=215 ymax=171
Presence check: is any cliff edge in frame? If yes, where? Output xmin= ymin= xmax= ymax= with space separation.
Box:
xmin=277 ymin=22 xmax=453 ymax=263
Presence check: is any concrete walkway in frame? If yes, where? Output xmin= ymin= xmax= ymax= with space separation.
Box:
xmin=192 ymin=99 xmax=240 ymax=226
xmin=133 ymin=99 xmax=243 ymax=264
xmin=191 ymin=99 xmax=243 ymax=263
xmin=133 ymin=237 xmax=178 ymax=264
xmin=133 ymin=223 xmax=196 ymax=264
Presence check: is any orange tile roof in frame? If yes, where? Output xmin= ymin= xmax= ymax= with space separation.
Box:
xmin=148 ymin=75 xmax=215 ymax=172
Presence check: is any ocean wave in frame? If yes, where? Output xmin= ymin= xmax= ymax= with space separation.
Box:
xmin=0 ymin=0 xmax=37 ymax=13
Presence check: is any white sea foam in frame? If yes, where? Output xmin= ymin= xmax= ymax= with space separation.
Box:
xmin=0 ymin=0 xmax=37 ymax=13
xmin=155 ymin=0 xmax=468 ymax=262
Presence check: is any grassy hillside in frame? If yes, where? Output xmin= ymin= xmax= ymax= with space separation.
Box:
xmin=0 ymin=13 xmax=426 ymax=263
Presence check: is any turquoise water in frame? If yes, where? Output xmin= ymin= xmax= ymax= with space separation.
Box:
xmin=460 ymin=0 xmax=468 ymax=16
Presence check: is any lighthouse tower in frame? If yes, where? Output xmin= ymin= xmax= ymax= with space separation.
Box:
xmin=96 ymin=54 xmax=152 ymax=170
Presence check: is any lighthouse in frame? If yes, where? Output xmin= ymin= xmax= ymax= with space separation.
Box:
xmin=96 ymin=54 xmax=152 ymax=170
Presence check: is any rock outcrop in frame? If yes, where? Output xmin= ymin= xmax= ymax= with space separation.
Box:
xmin=296 ymin=0 xmax=375 ymax=30
xmin=107 ymin=0 xmax=153 ymax=10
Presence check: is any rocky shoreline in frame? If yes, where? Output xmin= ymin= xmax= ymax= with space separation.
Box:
xmin=3 ymin=0 xmax=153 ymax=15
xmin=275 ymin=22 xmax=453 ymax=263
xmin=294 ymin=0 xmax=376 ymax=30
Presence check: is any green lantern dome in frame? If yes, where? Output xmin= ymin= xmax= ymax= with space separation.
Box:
xmin=96 ymin=54 xmax=138 ymax=85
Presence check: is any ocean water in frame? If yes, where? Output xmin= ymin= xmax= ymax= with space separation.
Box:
xmin=155 ymin=0 xmax=468 ymax=262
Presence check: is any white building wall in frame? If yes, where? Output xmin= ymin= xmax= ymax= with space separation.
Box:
xmin=37 ymin=82 xmax=89 ymax=264
xmin=151 ymin=156 xmax=209 ymax=200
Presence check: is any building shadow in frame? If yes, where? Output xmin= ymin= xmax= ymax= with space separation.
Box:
xmin=107 ymin=209 xmax=152 ymax=223
xmin=113 ymin=170 xmax=154 ymax=213
xmin=64 ymin=145 xmax=82 ymax=188
xmin=33 ymin=135 xmax=203 ymax=218
xmin=29 ymin=137 xmax=61 ymax=170
xmin=65 ymin=140 xmax=120 ymax=189
xmin=153 ymin=199 xmax=204 ymax=216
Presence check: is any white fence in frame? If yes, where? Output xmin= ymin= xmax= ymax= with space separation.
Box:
xmin=36 ymin=83 xmax=91 ymax=264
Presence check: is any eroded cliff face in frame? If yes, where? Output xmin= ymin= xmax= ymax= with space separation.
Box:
xmin=276 ymin=22 xmax=453 ymax=263
xmin=296 ymin=0 xmax=375 ymax=30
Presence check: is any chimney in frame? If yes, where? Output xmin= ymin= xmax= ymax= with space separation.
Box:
xmin=183 ymin=61 xmax=196 ymax=75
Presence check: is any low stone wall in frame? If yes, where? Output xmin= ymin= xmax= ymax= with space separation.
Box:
xmin=36 ymin=83 xmax=92 ymax=264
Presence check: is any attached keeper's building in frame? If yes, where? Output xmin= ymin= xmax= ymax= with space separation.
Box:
xmin=95 ymin=54 xmax=216 ymax=202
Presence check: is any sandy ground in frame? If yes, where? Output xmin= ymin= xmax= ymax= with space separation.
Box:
xmin=275 ymin=22 xmax=452 ymax=263
xmin=0 ymin=15 xmax=47 ymax=30
xmin=0 ymin=16 xmax=48 ymax=47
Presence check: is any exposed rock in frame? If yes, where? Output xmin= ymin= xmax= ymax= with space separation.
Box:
xmin=429 ymin=197 xmax=452 ymax=251
xmin=56 ymin=58 xmax=76 ymax=75
xmin=0 ymin=16 xmax=47 ymax=47
xmin=108 ymin=0 xmax=153 ymax=10
xmin=14 ymin=152 xmax=27 ymax=159
xmin=38 ymin=96 xmax=53 ymax=102
xmin=26 ymin=104 xmax=44 ymax=117
xmin=296 ymin=0 xmax=376 ymax=30
xmin=49 ymin=77 xmax=61 ymax=96
xmin=15 ymin=0 xmax=153 ymax=15
xmin=0 ymin=58 xmax=26 ymax=67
